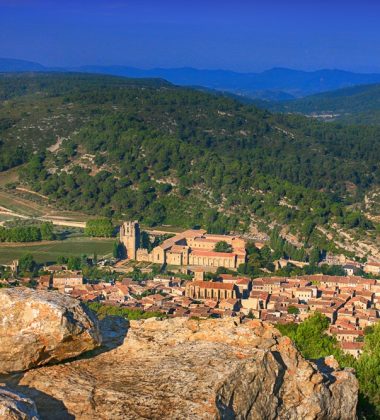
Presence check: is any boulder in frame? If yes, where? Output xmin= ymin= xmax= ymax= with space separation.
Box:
xmin=18 ymin=317 xmax=358 ymax=419
xmin=0 ymin=387 xmax=39 ymax=420
xmin=0 ymin=288 xmax=101 ymax=374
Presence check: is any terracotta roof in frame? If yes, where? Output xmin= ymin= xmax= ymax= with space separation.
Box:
xmin=221 ymin=298 xmax=239 ymax=305
xmin=351 ymin=296 xmax=369 ymax=303
xmin=249 ymin=291 xmax=269 ymax=299
xmin=341 ymin=342 xmax=364 ymax=350
xmin=169 ymin=245 xmax=188 ymax=253
xmin=82 ymin=293 xmax=98 ymax=301
xmin=204 ymin=233 xmax=236 ymax=240
xmin=219 ymin=274 xmax=236 ymax=280
xmin=144 ymin=294 xmax=165 ymax=301
xmin=191 ymin=250 xmax=236 ymax=258
xmin=190 ymin=281 xmax=235 ymax=291
xmin=253 ymin=277 xmax=285 ymax=286
xmin=366 ymin=261 xmax=380 ymax=267
xmin=192 ymin=237 xmax=219 ymax=243
xmin=296 ymin=287 xmax=313 ymax=292
xmin=331 ymin=328 xmax=364 ymax=336
xmin=234 ymin=248 xmax=247 ymax=255
xmin=334 ymin=320 xmax=357 ymax=330
xmin=46 ymin=265 xmax=67 ymax=271
xmin=115 ymin=285 xmax=130 ymax=295
xmin=357 ymin=278 xmax=376 ymax=285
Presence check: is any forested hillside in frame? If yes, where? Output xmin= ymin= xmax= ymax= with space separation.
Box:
xmin=0 ymin=73 xmax=379 ymax=256
xmin=267 ymin=83 xmax=380 ymax=125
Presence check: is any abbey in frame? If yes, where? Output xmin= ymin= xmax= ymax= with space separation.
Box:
xmin=120 ymin=221 xmax=246 ymax=269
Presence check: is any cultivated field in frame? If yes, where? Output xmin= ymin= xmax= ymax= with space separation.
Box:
xmin=0 ymin=187 xmax=91 ymax=227
xmin=0 ymin=236 xmax=115 ymax=264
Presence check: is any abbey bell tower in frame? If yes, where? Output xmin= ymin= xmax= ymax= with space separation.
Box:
xmin=120 ymin=220 xmax=140 ymax=260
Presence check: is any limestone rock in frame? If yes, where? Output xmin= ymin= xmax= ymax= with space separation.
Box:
xmin=0 ymin=288 xmax=101 ymax=374
xmin=17 ymin=317 xmax=358 ymax=419
xmin=0 ymin=387 xmax=39 ymax=419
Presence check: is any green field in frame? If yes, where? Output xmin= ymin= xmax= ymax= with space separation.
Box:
xmin=0 ymin=237 xmax=115 ymax=264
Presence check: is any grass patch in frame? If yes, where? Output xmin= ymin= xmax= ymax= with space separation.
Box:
xmin=0 ymin=166 xmax=20 ymax=186
xmin=0 ymin=236 xmax=114 ymax=264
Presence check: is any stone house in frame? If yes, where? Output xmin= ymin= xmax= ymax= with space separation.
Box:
xmin=185 ymin=281 xmax=236 ymax=300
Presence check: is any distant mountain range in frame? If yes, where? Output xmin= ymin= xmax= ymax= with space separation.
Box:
xmin=0 ymin=58 xmax=46 ymax=72
xmin=3 ymin=57 xmax=380 ymax=100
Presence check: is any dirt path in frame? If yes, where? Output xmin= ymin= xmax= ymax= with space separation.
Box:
xmin=39 ymin=218 xmax=86 ymax=228
xmin=0 ymin=207 xmax=86 ymax=228
xmin=15 ymin=187 xmax=49 ymax=200
xmin=0 ymin=208 xmax=28 ymax=219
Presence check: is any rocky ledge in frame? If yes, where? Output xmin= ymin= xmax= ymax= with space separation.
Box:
xmin=0 ymin=387 xmax=39 ymax=420
xmin=0 ymin=288 xmax=101 ymax=374
xmin=11 ymin=316 xmax=357 ymax=420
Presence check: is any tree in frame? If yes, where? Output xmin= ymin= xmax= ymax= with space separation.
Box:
xmin=247 ymin=311 xmax=255 ymax=319
xmin=140 ymin=231 xmax=152 ymax=251
xmin=214 ymin=241 xmax=232 ymax=253
xmin=85 ymin=219 xmax=114 ymax=237
xmin=67 ymin=256 xmax=81 ymax=270
xmin=19 ymin=254 xmax=36 ymax=273
xmin=113 ymin=242 xmax=119 ymax=259
xmin=277 ymin=312 xmax=342 ymax=360
xmin=113 ymin=241 xmax=125 ymax=259
xmin=309 ymin=247 xmax=321 ymax=266
xmin=287 ymin=305 xmax=300 ymax=315
xmin=269 ymin=229 xmax=285 ymax=259
xmin=57 ymin=256 xmax=68 ymax=264
xmin=40 ymin=222 xmax=55 ymax=240
xmin=355 ymin=323 xmax=380 ymax=417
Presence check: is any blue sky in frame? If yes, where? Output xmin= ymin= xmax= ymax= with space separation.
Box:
xmin=1 ymin=0 xmax=380 ymax=72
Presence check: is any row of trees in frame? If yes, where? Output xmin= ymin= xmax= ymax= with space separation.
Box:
xmin=15 ymin=253 xmax=117 ymax=283
xmin=0 ymin=222 xmax=55 ymax=242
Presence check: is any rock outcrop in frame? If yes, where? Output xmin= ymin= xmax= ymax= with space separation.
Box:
xmin=0 ymin=288 xmax=101 ymax=374
xmin=0 ymin=387 xmax=39 ymax=420
xmin=15 ymin=317 xmax=358 ymax=420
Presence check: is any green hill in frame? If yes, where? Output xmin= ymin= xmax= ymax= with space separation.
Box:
xmin=0 ymin=73 xmax=379 ymax=252
xmin=268 ymin=83 xmax=380 ymax=125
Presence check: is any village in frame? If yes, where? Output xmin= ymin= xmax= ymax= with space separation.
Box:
xmin=4 ymin=268 xmax=379 ymax=358
xmin=1 ymin=221 xmax=380 ymax=359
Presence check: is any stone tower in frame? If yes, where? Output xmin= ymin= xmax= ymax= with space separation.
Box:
xmin=120 ymin=221 xmax=140 ymax=260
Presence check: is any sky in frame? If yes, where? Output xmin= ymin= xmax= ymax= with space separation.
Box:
xmin=1 ymin=0 xmax=380 ymax=72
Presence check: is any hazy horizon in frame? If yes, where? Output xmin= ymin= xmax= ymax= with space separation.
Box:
xmin=3 ymin=56 xmax=380 ymax=75
xmin=1 ymin=0 xmax=380 ymax=73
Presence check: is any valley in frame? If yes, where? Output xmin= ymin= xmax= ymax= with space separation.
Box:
xmin=2 ymin=1 xmax=380 ymax=419
xmin=0 ymin=73 xmax=379 ymax=264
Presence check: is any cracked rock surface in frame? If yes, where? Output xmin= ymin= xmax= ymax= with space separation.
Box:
xmin=0 ymin=387 xmax=40 ymax=420
xmin=0 ymin=288 xmax=101 ymax=374
xmin=12 ymin=317 xmax=357 ymax=420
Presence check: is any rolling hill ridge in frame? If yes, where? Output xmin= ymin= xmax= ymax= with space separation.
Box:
xmin=0 ymin=72 xmax=379 ymax=259
xmin=266 ymin=83 xmax=380 ymax=125
xmin=3 ymin=57 xmax=380 ymax=100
